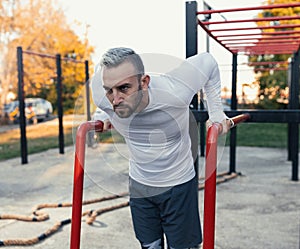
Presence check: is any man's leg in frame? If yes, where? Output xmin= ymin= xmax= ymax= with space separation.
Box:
xmin=141 ymin=238 xmax=163 ymax=249
xmin=160 ymin=177 xmax=202 ymax=248
xmin=129 ymin=196 xmax=163 ymax=249
xmin=129 ymin=177 xmax=171 ymax=249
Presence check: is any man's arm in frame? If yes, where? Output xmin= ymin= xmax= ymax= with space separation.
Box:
xmin=90 ymin=65 xmax=113 ymax=132
xmin=186 ymin=53 xmax=231 ymax=134
xmin=92 ymin=109 xmax=111 ymax=131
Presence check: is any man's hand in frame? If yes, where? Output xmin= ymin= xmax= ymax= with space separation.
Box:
xmin=103 ymin=119 xmax=112 ymax=131
xmin=206 ymin=118 xmax=233 ymax=135
xmin=221 ymin=118 xmax=234 ymax=134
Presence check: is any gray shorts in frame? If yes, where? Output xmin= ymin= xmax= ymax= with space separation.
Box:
xmin=129 ymin=177 xmax=202 ymax=248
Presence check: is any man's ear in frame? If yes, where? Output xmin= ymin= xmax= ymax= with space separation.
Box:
xmin=141 ymin=75 xmax=150 ymax=90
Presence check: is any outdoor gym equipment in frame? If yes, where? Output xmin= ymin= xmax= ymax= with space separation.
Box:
xmin=70 ymin=113 xmax=250 ymax=249
xmin=70 ymin=120 xmax=104 ymax=249
xmin=203 ymin=113 xmax=250 ymax=249
xmin=16 ymin=47 xmax=91 ymax=164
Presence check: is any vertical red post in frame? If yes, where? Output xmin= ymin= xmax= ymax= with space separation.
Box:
xmin=202 ymin=114 xmax=250 ymax=249
xmin=70 ymin=121 xmax=103 ymax=249
xmin=203 ymin=123 xmax=222 ymax=249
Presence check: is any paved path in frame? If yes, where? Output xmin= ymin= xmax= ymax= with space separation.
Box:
xmin=0 ymin=144 xmax=299 ymax=249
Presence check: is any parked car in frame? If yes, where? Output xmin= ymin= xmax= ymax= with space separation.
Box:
xmin=25 ymin=98 xmax=53 ymax=121
xmin=4 ymin=101 xmax=19 ymax=117
xmin=4 ymin=98 xmax=53 ymax=124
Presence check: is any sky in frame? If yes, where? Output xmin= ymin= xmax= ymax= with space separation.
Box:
xmin=58 ymin=0 xmax=267 ymax=90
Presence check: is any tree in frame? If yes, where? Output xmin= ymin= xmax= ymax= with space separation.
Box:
xmin=248 ymin=0 xmax=300 ymax=109
xmin=0 ymin=0 xmax=20 ymax=108
xmin=0 ymin=0 xmax=94 ymax=113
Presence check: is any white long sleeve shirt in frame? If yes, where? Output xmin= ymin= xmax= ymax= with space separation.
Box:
xmin=91 ymin=52 xmax=226 ymax=187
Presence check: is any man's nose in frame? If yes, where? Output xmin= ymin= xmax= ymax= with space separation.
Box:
xmin=112 ymin=90 xmax=123 ymax=105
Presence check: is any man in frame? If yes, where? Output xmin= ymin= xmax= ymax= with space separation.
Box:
xmin=91 ymin=47 xmax=231 ymax=249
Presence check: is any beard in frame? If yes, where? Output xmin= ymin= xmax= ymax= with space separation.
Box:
xmin=113 ymin=84 xmax=143 ymax=118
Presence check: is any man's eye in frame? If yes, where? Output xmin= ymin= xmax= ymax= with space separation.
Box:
xmin=119 ymin=85 xmax=129 ymax=92
xmin=105 ymin=88 xmax=112 ymax=94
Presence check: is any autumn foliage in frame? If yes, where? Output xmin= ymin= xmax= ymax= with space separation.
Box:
xmin=0 ymin=0 xmax=95 ymax=114
xmin=249 ymin=0 xmax=300 ymax=109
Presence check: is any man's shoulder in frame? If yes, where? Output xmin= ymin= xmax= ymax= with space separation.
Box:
xmin=148 ymin=74 xmax=180 ymax=90
xmin=189 ymin=52 xmax=216 ymax=64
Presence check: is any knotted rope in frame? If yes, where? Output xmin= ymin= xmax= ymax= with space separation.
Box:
xmin=0 ymin=192 xmax=129 ymax=247
xmin=0 ymin=172 xmax=238 ymax=247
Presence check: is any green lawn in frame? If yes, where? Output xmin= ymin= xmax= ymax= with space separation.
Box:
xmin=233 ymin=123 xmax=289 ymax=148
xmin=0 ymin=122 xmax=297 ymax=161
xmin=0 ymin=125 xmax=74 ymax=161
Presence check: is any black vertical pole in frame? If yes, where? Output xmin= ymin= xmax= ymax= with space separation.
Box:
xmin=290 ymin=50 xmax=299 ymax=181
xmin=200 ymin=1 xmax=211 ymax=157
xmin=287 ymin=60 xmax=293 ymax=161
xmin=85 ymin=60 xmax=91 ymax=121
xmin=56 ymin=54 xmax=64 ymax=154
xmin=199 ymin=90 xmax=205 ymax=157
xmin=229 ymin=53 xmax=238 ymax=173
xmin=85 ymin=60 xmax=93 ymax=147
xmin=186 ymin=1 xmax=198 ymax=110
xmin=200 ymin=2 xmax=211 ymax=158
xmin=186 ymin=1 xmax=198 ymax=58
xmin=186 ymin=1 xmax=199 ymax=178
xmin=185 ymin=2 xmax=200 ymax=248
xmin=17 ymin=46 xmax=28 ymax=164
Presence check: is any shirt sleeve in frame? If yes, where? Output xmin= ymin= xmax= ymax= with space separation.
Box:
xmin=186 ymin=53 xmax=227 ymax=123
xmin=90 ymin=65 xmax=112 ymax=120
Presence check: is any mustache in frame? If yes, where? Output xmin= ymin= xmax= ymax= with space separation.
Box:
xmin=113 ymin=103 xmax=129 ymax=109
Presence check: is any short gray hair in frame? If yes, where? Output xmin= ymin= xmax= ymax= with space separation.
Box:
xmin=100 ymin=47 xmax=145 ymax=77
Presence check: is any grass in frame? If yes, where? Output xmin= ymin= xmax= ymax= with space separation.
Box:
xmin=233 ymin=123 xmax=289 ymax=148
xmin=0 ymin=116 xmax=124 ymax=161
xmin=0 ymin=119 xmax=297 ymax=161
xmin=0 ymin=122 xmax=74 ymax=161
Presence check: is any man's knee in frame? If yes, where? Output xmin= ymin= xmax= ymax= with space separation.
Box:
xmin=141 ymin=238 xmax=162 ymax=249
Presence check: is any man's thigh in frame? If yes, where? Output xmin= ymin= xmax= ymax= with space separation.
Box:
xmin=160 ymin=177 xmax=202 ymax=248
xmin=129 ymin=196 xmax=163 ymax=244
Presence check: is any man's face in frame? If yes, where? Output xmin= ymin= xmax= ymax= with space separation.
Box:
xmin=102 ymin=61 xmax=147 ymax=118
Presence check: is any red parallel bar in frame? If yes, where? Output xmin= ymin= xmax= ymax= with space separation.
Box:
xmin=243 ymin=50 xmax=297 ymax=55
xmin=197 ymin=3 xmax=300 ymax=15
xmin=70 ymin=120 xmax=103 ymax=249
xmin=231 ymin=114 xmax=251 ymax=126
xmin=203 ymin=114 xmax=250 ymax=249
xmin=220 ymin=35 xmax=300 ymax=42
xmin=202 ymin=15 xmax=300 ymax=25
xmin=217 ymin=30 xmax=300 ymax=38
xmin=227 ymin=49 xmax=298 ymax=55
xmin=227 ymin=44 xmax=299 ymax=49
xmin=236 ymin=50 xmax=298 ymax=55
xmin=228 ymin=42 xmax=299 ymax=46
xmin=238 ymin=49 xmax=297 ymax=55
xmin=218 ymin=34 xmax=263 ymax=39
xmin=226 ymin=44 xmax=299 ymax=49
xmin=223 ymin=41 xmax=300 ymax=50
xmin=231 ymin=49 xmax=299 ymax=54
xmin=210 ymin=24 xmax=300 ymax=32
xmin=197 ymin=20 xmax=233 ymax=54
xmin=224 ymin=42 xmax=299 ymax=47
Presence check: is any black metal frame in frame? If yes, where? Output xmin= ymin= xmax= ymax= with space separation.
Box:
xmin=16 ymin=46 xmax=90 ymax=164
xmin=186 ymin=1 xmax=299 ymax=181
